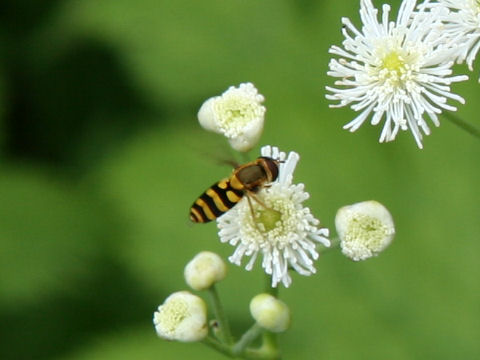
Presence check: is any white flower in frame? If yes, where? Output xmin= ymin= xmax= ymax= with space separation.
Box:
xmin=198 ymin=83 xmax=265 ymax=152
xmin=335 ymin=200 xmax=395 ymax=261
xmin=423 ymin=0 xmax=480 ymax=80
xmin=184 ymin=251 xmax=227 ymax=291
xmin=153 ymin=291 xmax=208 ymax=342
xmin=250 ymin=293 xmax=291 ymax=333
xmin=326 ymin=0 xmax=468 ymax=148
xmin=217 ymin=145 xmax=330 ymax=288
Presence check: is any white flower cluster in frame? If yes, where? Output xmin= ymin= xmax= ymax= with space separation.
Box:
xmin=153 ymin=291 xmax=208 ymax=342
xmin=153 ymin=251 xmax=294 ymax=347
xmin=422 ymin=0 xmax=480 ymax=79
xmin=217 ymin=145 xmax=330 ymax=288
xmin=326 ymin=0 xmax=479 ymax=148
xmin=198 ymin=83 xmax=265 ymax=152
xmin=336 ymin=201 xmax=395 ymax=261
xmin=153 ymin=252 xmax=228 ymax=342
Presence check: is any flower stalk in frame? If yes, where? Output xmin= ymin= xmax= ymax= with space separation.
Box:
xmin=203 ymin=322 xmax=280 ymax=360
xmin=208 ymin=285 xmax=234 ymax=345
xmin=443 ymin=111 xmax=480 ymax=141
xmin=232 ymin=323 xmax=264 ymax=356
xmin=202 ymin=336 xmax=235 ymax=358
xmin=244 ymin=330 xmax=281 ymax=360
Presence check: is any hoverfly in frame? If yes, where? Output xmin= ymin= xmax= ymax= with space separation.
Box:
xmin=189 ymin=156 xmax=280 ymax=223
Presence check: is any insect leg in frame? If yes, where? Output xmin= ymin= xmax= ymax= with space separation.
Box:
xmin=246 ymin=193 xmax=258 ymax=220
xmin=248 ymin=191 xmax=269 ymax=209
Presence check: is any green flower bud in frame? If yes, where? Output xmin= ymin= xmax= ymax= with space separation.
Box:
xmin=249 ymin=293 xmax=290 ymax=333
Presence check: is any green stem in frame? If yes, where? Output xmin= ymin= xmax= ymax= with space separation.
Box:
xmin=204 ymin=322 xmax=279 ymax=359
xmin=208 ymin=285 xmax=234 ymax=345
xmin=244 ymin=348 xmax=280 ymax=360
xmin=202 ymin=336 xmax=234 ymax=358
xmin=232 ymin=323 xmax=263 ymax=356
xmin=243 ymin=331 xmax=281 ymax=360
xmin=257 ymin=274 xmax=280 ymax=358
xmin=443 ymin=112 xmax=480 ymax=141
xmin=204 ymin=323 xmax=280 ymax=360
xmin=261 ymin=332 xmax=281 ymax=359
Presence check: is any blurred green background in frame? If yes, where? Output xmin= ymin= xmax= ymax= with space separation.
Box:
xmin=1 ymin=0 xmax=479 ymax=359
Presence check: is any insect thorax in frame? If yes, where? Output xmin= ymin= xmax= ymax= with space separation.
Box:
xmin=234 ymin=157 xmax=279 ymax=192
xmin=235 ymin=164 xmax=266 ymax=190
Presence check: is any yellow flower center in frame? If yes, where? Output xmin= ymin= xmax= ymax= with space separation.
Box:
xmin=158 ymin=298 xmax=189 ymax=335
xmin=380 ymin=51 xmax=407 ymax=85
xmin=345 ymin=214 xmax=389 ymax=251
xmin=382 ymin=51 xmax=404 ymax=72
xmin=255 ymin=207 xmax=282 ymax=233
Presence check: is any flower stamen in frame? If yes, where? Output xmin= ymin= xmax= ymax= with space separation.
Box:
xmin=254 ymin=207 xmax=282 ymax=233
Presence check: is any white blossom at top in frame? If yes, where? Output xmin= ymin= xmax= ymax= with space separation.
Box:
xmin=335 ymin=200 xmax=395 ymax=261
xmin=217 ymin=145 xmax=330 ymax=288
xmin=198 ymin=83 xmax=265 ymax=152
xmin=422 ymin=0 xmax=480 ymax=80
xmin=153 ymin=291 xmax=208 ymax=342
xmin=326 ymin=0 xmax=468 ymax=148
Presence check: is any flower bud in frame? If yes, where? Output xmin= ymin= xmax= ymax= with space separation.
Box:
xmin=153 ymin=291 xmax=208 ymax=342
xmin=249 ymin=293 xmax=290 ymax=333
xmin=184 ymin=251 xmax=227 ymax=291
xmin=335 ymin=200 xmax=395 ymax=261
xmin=197 ymin=82 xmax=265 ymax=152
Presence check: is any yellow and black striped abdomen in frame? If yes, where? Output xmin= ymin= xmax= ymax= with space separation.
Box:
xmin=189 ymin=178 xmax=245 ymax=223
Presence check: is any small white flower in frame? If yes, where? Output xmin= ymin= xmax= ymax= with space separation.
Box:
xmin=335 ymin=200 xmax=395 ymax=261
xmin=250 ymin=293 xmax=291 ymax=333
xmin=184 ymin=251 xmax=227 ymax=291
xmin=326 ymin=0 xmax=468 ymax=148
xmin=153 ymin=291 xmax=208 ymax=342
xmin=198 ymin=83 xmax=265 ymax=152
xmin=423 ymin=0 xmax=480 ymax=80
xmin=217 ymin=145 xmax=330 ymax=288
